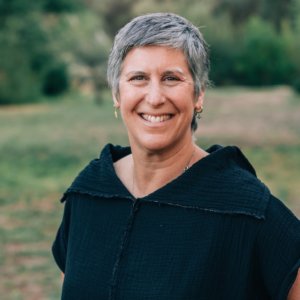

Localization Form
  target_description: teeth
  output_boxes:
[142,114,172,123]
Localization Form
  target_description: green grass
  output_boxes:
[0,94,129,299]
[1,87,299,299]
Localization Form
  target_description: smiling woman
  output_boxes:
[52,13,300,300]
[115,46,204,168]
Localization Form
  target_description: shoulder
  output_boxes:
[193,145,270,219]
[260,194,300,232]
[61,144,132,202]
[149,145,270,219]
[255,194,300,298]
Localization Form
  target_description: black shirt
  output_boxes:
[52,144,300,299]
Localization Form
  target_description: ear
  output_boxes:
[194,90,205,110]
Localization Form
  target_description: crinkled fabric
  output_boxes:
[52,144,300,300]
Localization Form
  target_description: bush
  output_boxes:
[206,15,300,91]
[205,16,242,85]
[292,78,300,93]
[43,0,83,13]
[42,64,69,96]
[0,61,41,105]
[0,16,42,104]
[281,17,300,93]
[235,17,294,86]
[0,13,71,105]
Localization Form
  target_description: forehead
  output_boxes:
[121,46,190,74]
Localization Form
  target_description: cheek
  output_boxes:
[171,91,195,112]
[119,98,136,116]
[118,84,140,104]
[118,94,137,120]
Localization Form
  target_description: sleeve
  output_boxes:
[255,195,300,300]
[52,198,72,273]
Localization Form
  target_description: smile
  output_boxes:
[140,113,173,123]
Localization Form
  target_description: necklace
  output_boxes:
[132,147,196,197]
[183,147,195,172]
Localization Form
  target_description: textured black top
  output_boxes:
[52,144,300,300]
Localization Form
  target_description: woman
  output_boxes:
[52,13,300,299]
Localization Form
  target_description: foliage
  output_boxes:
[285,15,300,92]
[213,0,296,31]
[204,13,299,89]
[0,0,41,21]
[46,11,111,102]
[235,17,294,86]
[0,0,83,16]
[0,14,49,104]
[0,0,78,105]
[213,0,260,25]
[1,0,300,105]
[97,0,136,38]
[43,0,84,13]
[42,64,69,96]
[204,15,241,85]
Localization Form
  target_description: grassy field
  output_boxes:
[1,86,300,299]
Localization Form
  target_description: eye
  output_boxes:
[129,75,146,81]
[163,75,181,86]
[164,75,179,81]
[128,74,149,86]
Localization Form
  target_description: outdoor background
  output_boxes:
[1,0,300,299]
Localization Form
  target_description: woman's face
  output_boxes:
[115,45,204,153]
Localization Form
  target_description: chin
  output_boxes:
[141,140,170,153]
[132,133,186,154]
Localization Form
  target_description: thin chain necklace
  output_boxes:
[132,147,196,197]
[183,147,196,172]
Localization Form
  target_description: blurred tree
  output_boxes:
[43,0,83,13]
[0,0,41,21]
[213,0,260,25]
[260,0,294,31]
[48,12,111,102]
[0,0,74,104]
[235,17,294,85]
[209,0,300,91]
[213,0,296,31]
[88,0,135,39]
[204,15,241,85]
[88,0,206,39]
[42,64,69,96]
[0,14,52,104]
[0,0,83,21]
[1,0,300,103]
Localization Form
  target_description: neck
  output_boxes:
[130,142,207,198]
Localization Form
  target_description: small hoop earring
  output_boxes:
[195,106,203,119]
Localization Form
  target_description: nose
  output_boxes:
[145,80,165,106]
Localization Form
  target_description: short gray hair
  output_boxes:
[107,12,210,131]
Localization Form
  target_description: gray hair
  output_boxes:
[107,12,210,131]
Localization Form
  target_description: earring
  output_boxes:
[195,106,203,119]
[113,102,119,119]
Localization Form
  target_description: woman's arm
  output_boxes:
[287,269,300,300]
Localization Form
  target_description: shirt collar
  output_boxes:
[62,144,270,220]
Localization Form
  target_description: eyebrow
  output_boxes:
[163,69,186,77]
[124,68,187,78]
[124,71,146,77]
